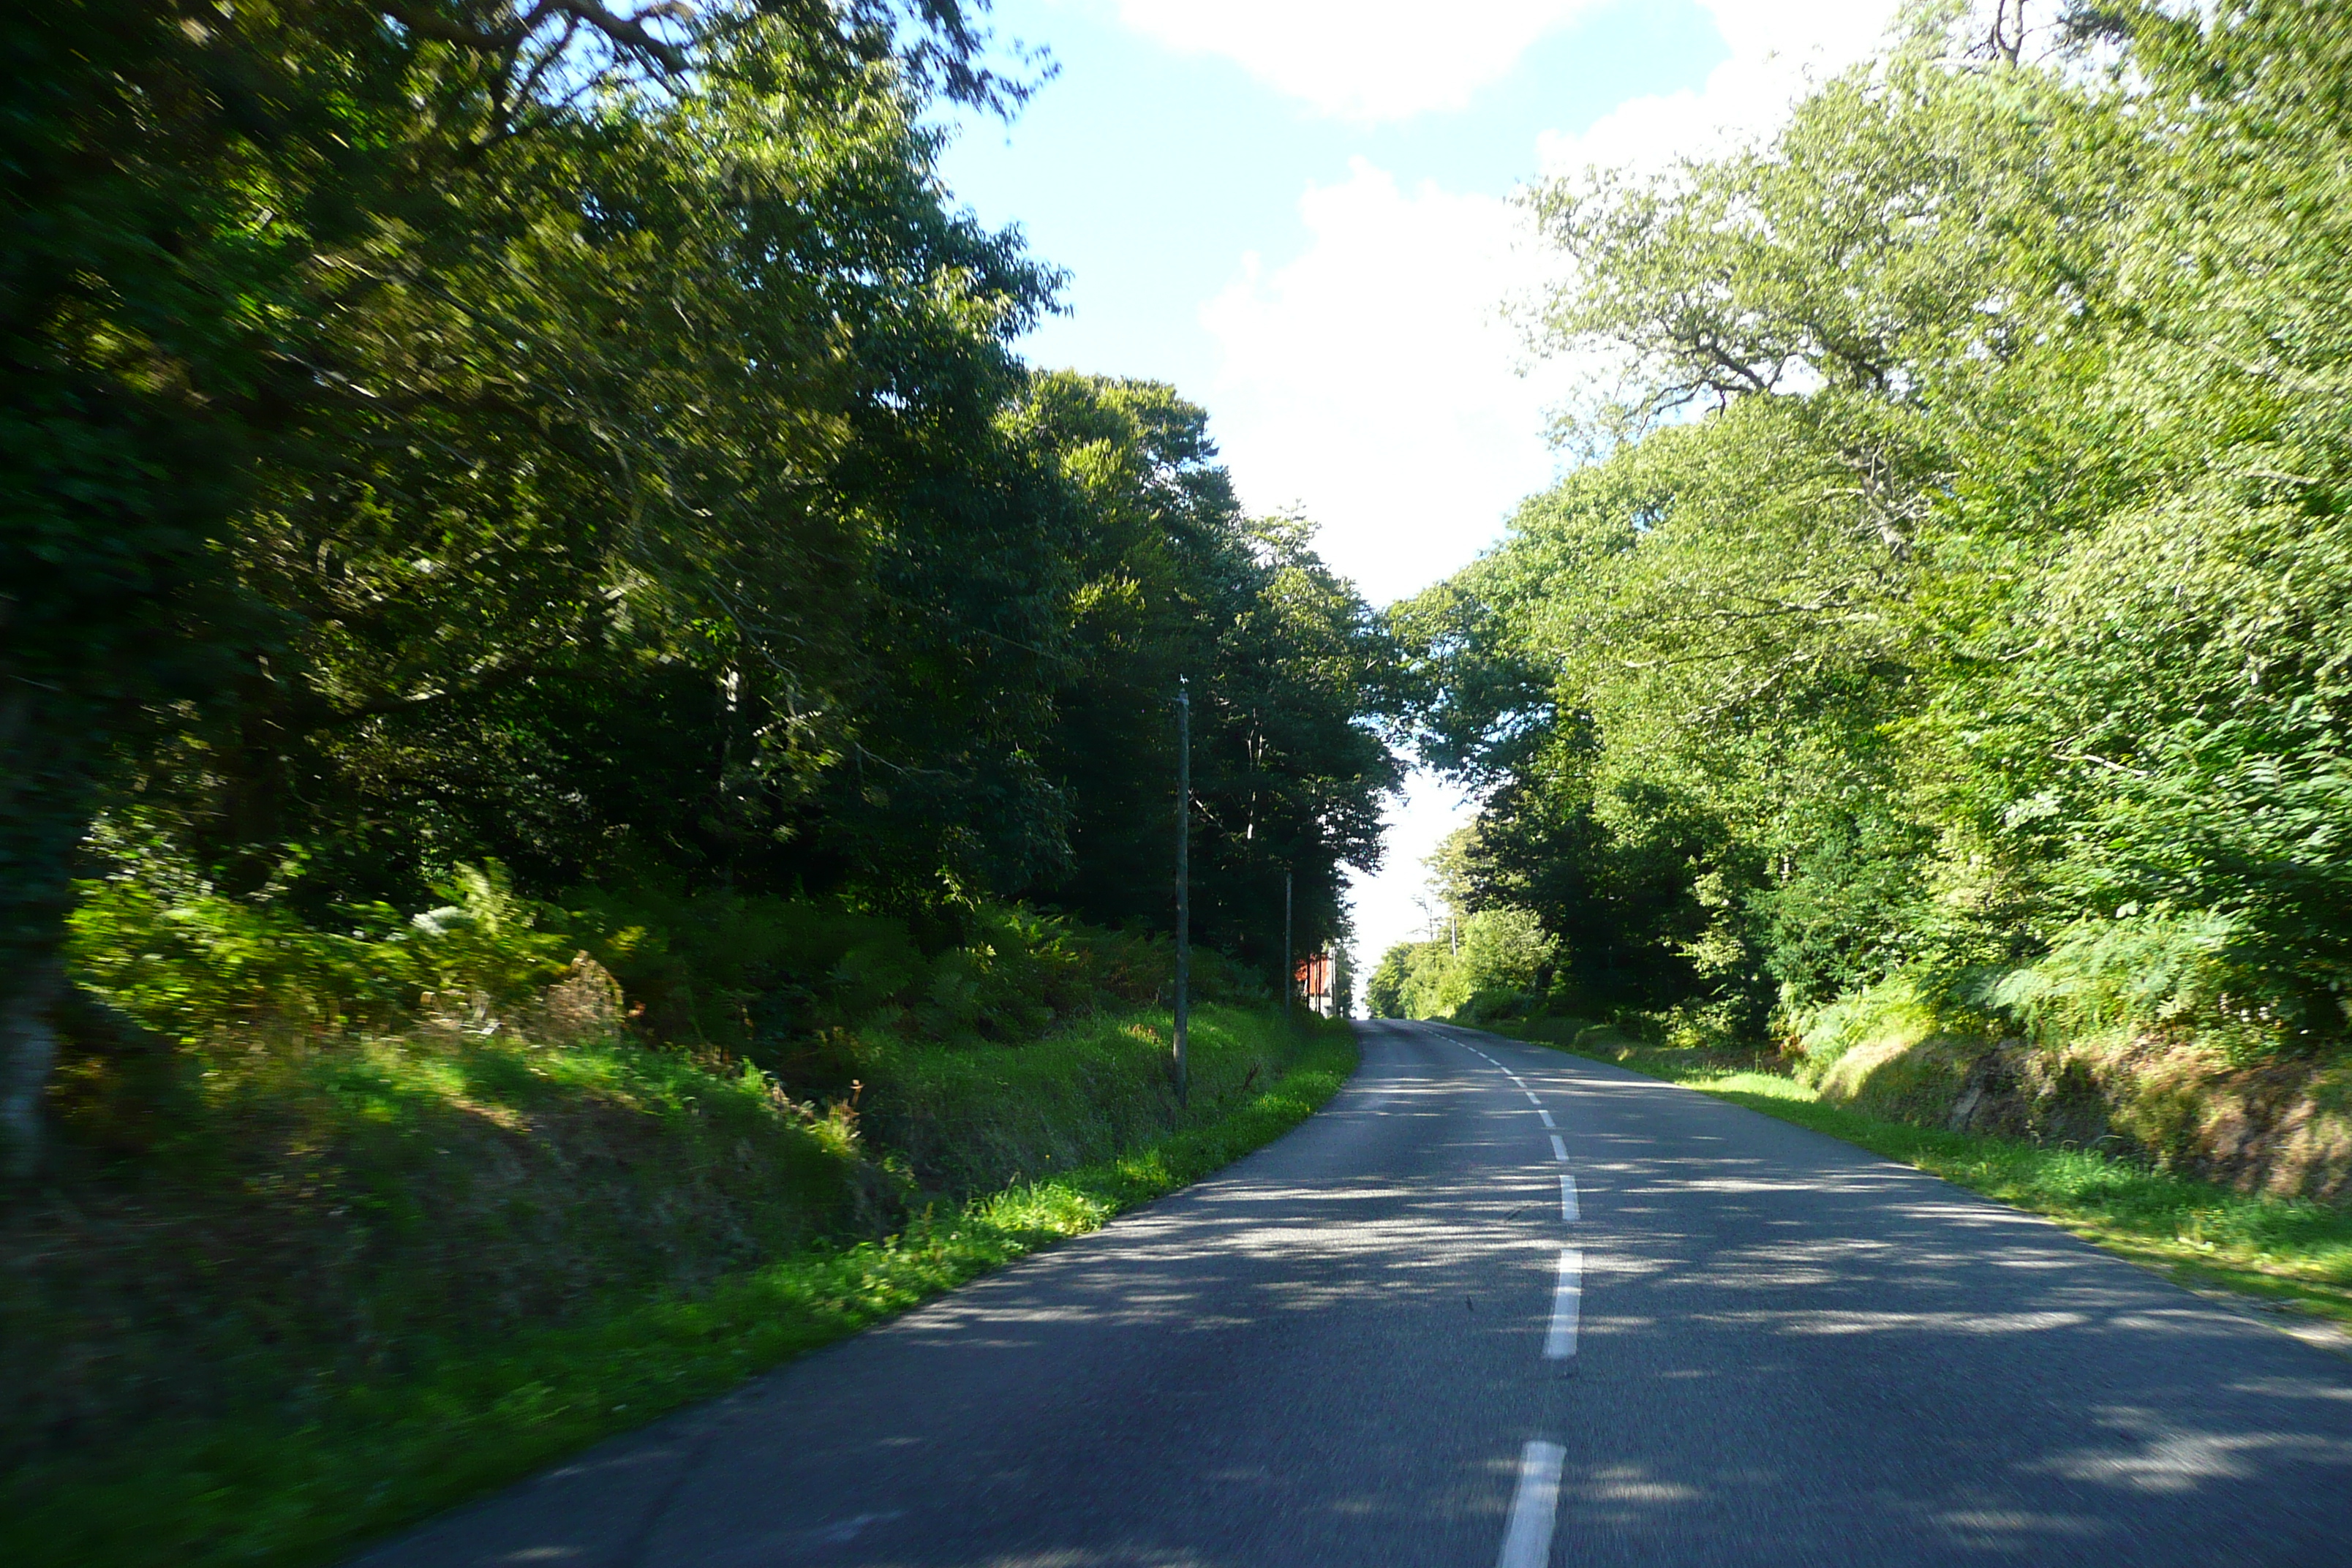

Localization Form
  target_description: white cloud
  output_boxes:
[1199,159,1577,606]
[1536,0,1902,178]
[1196,2,1909,613]
[1107,0,1605,121]
[1183,1,1908,976]
[1196,164,1580,987]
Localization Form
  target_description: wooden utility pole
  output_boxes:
[1282,868,1293,1021]
[1172,678,1190,1107]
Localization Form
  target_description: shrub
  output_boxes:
[1967,910,2278,1055]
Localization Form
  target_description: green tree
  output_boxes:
[1404,1,2352,1051]
[1,0,1039,1172]
[1014,374,1401,974]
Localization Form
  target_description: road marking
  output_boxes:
[1560,1173,1579,1224]
[1548,1134,1567,1161]
[802,1511,905,1546]
[1496,1440,1567,1568]
[1545,1248,1583,1360]
[1537,1109,1556,1128]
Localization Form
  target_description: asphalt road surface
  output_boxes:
[355,1019,2352,1567]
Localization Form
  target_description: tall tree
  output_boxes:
[1403,1,2352,1047]
[1015,373,1401,972]
[1,0,1036,1174]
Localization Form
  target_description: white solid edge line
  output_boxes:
[1496,1440,1567,1568]
[1548,1134,1568,1161]
[1560,1172,1579,1224]
[1545,1248,1583,1360]
[1537,1109,1556,1128]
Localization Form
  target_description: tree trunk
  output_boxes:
[0,684,98,1184]
[1,955,61,1180]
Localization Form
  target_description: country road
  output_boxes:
[354,1019,2352,1567]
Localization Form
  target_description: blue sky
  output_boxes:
[928,0,1899,984]
[940,1,1725,398]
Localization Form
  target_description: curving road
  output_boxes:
[355,1019,2352,1567]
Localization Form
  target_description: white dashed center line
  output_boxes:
[1496,1440,1566,1568]
[1545,1248,1583,1360]
[1449,1029,1580,1568]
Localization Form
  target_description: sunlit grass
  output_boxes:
[3,1014,1355,1568]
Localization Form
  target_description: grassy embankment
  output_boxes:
[3,1003,1355,1568]
[1481,1018,2352,1335]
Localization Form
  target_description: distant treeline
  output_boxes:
[1387,2,2352,1058]
[0,1,1397,1164]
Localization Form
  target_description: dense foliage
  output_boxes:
[1384,1,2352,1060]
[1,0,1396,1171]
[1362,905,1556,1023]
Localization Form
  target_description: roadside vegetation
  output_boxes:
[3,0,1398,1177]
[6,897,1354,1567]
[2,4,1384,1561]
[1493,1019,2352,1338]
[23,0,2352,1552]
[1376,3,2352,1235]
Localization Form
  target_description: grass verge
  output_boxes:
[4,1014,1356,1568]
[1482,1021,2352,1338]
